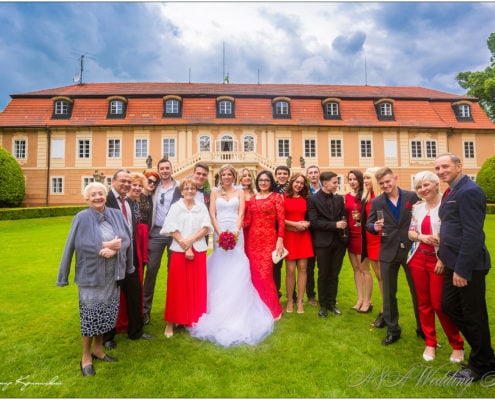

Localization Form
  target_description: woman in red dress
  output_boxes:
[283,173,314,314]
[244,170,284,320]
[345,170,373,313]
[361,167,384,327]
[160,177,213,338]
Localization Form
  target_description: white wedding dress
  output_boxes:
[188,195,274,347]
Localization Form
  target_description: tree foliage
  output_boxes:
[0,146,26,207]
[456,33,495,121]
[477,155,495,203]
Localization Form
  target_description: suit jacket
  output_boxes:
[437,175,491,280]
[366,188,418,263]
[307,190,348,248]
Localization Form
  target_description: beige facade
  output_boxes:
[0,82,494,206]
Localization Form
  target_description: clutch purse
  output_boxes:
[272,247,289,264]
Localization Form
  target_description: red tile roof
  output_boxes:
[0,82,493,129]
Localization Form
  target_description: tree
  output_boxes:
[0,146,26,207]
[456,33,495,121]
[476,155,495,203]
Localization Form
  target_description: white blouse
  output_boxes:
[160,199,213,252]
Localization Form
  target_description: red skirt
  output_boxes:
[164,249,207,327]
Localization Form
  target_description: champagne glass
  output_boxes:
[376,210,388,236]
[341,216,348,238]
[352,208,361,227]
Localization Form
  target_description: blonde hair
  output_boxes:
[362,167,382,203]
[238,167,255,195]
[83,182,108,200]
[413,170,440,191]
[217,164,237,196]
[180,176,197,192]
[131,172,146,186]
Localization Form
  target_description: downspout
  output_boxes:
[46,126,51,206]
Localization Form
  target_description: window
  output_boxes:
[82,177,94,192]
[220,135,234,152]
[360,140,372,158]
[163,98,182,117]
[78,139,91,159]
[51,177,63,194]
[374,100,395,121]
[162,138,176,158]
[278,139,290,157]
[199,135,210,152]
[108,139,121,158]
[464,141,475,159]
[135,139,148,158]
[14,139,26,159]
[323,101,341,120]
[453,103,472,121]
[52,98,73,119]
[330,139,342,158]
[243,135,255,152]
[217,100,234,118]
[304,139,316,158]
[273,98,291,119]
[107,98,127,119]
[411,140,437,159]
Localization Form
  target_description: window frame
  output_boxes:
[452,102,473,122]
[243,135,255,152]
[304,139,316,158]
[277,139,290,157]
[323,101,342,120]
[162,138,176,158]
[374,99,395,121]
[78,139,91,159]
[410,139,437,160]
[13,139,27,159]
[51,98,73,119]
[51,177,64,194]
[107,97,127,119]
[272,98,291,119]
[463,141,475,159]
[360,139,372,158]
[163,98,182,118]
[135,139,148,158]
[108,139,121,158]
[217,99,235,118]
[199,135,211,152]
[329,139,342,158]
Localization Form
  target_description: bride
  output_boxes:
[188,164,274,347]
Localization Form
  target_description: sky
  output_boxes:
[1,1,495,110]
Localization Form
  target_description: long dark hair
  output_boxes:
[255,170,276,192]
[348,169,364,202]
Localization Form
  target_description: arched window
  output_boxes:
[243,135,255,152]
[51,96,73,119]
[199,135,211,152]
[272,97,291,119]
[221,135,234,152]
[107,96,127,119]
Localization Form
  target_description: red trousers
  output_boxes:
[408,251,464,349]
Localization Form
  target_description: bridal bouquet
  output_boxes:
[217,231,238,251]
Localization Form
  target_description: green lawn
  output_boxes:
[1,215,494,398]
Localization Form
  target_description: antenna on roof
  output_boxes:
[258,68,260,85]
[73,54,85,85]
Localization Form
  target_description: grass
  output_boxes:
[0,215,494,398]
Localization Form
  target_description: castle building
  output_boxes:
[0,82,493,206]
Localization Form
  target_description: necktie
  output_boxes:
[442,187,451,202]
[119,196,128,220]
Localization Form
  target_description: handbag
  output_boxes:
[272,247,289,264]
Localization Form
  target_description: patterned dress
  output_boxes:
[244,192,284,319]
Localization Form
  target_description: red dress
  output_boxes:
[244,193,284,319]
[364,193,381,261]
[345,192,362,255]
[283,195,314,260]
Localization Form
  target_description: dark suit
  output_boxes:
[366,188,420,337]
[104,190,144,340]
[307,191,348,310]
[438,175,494,375]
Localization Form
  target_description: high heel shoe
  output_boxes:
[297,303,304,314]
[286,302,294,313]
[370,312,385,328]
[358,303,373,314]
[450,349,464,363]
[423,346,436,362]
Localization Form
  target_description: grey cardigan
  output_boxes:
[57,207,134,287]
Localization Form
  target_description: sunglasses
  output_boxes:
[148,179,158,185]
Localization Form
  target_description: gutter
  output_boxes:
[45,126,51,206]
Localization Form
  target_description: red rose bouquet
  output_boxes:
[217,231,238,251]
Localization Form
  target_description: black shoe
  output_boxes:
[371,313,385,328]
[447,367,481,382]
[358,304,373,314]
[140,332,154,340]
[80,361,96,376]
[382,334,400,346]
[329,306,342,316]
[91,352,118,362]
[318,307,328,318]
[143,312,150,325]
[103,340,117,350]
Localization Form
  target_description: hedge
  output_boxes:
[0,206,87,220]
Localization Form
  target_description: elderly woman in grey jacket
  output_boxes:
[57,182,133,377]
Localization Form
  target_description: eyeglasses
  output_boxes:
[258,179,271,183]
[148,179,158,185]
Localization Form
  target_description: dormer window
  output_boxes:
[51,96,73,119]
[374,99,395,121]
[163,95,182,117]
[452,101,473,122]
[272,97,291,119]
[107,96,127,119]
[216,96,235,118]
[322,98,342,120]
